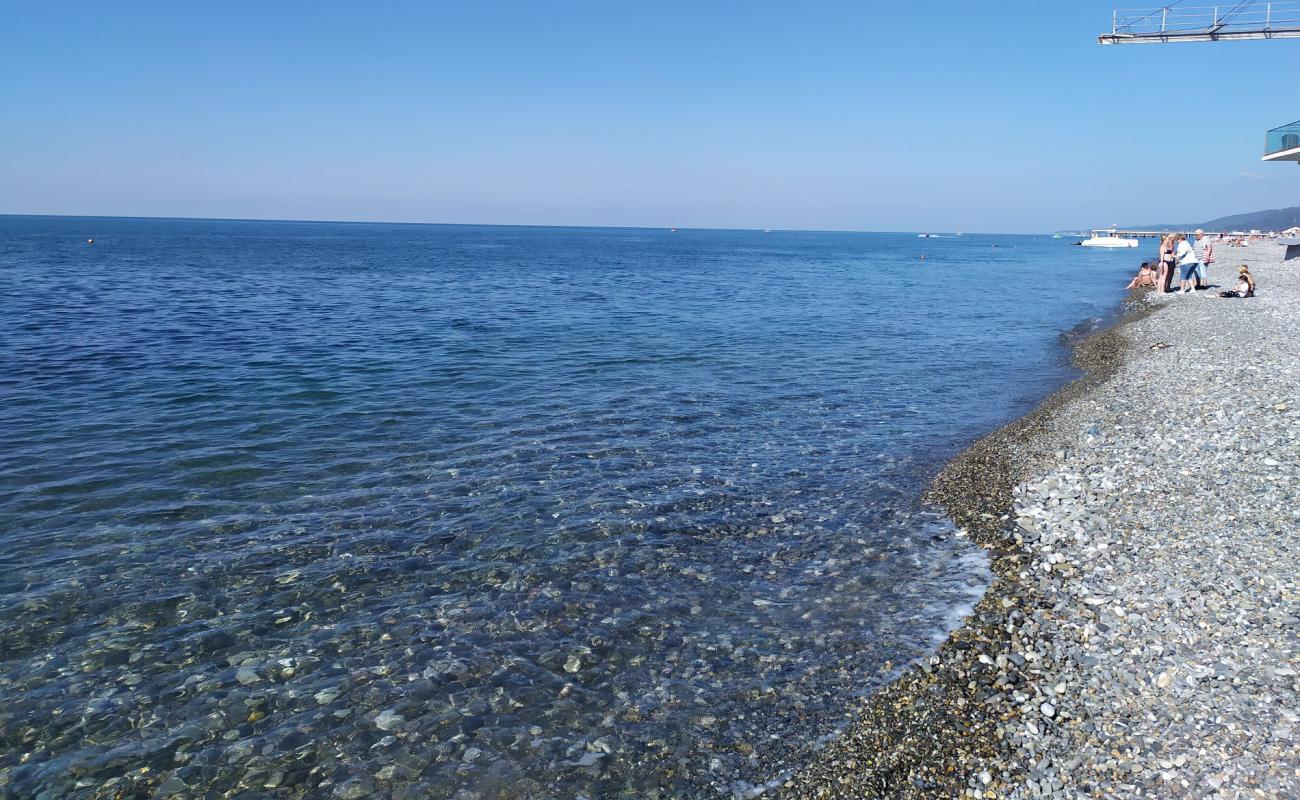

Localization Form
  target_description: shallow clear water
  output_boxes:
[0,218,1142,798]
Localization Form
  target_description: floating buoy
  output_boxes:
[87,238,94,244]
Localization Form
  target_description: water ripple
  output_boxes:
[0,217,1137,798]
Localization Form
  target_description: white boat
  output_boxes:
[918,233,933,238]
[1080,229,1139,248]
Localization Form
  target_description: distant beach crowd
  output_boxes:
[1124,230,1256,298]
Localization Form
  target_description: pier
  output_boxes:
[1095,229,1179,238]
[1099,2,1300,44]
[1087,229,1210,239]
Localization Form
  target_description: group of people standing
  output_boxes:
[1159,229,1213,294]
[1125,229,1256,298]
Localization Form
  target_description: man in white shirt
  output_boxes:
[1176,234,1201,294]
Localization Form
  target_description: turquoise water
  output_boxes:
[0,217,1145,798]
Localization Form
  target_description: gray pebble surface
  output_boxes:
[993,242,1299,799]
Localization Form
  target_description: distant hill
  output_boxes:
[1201,206,1300,231]
[1134,205,1300,232]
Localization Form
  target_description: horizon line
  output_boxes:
[0,211,1050,237]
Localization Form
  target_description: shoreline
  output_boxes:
[780,239,1298,798]
[775,287,1152,799]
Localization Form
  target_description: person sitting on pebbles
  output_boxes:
[1125,261,1157,289]
[1218,265,1255,298]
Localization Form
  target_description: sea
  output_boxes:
[0,216,1149,798]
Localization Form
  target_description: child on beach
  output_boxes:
[1218,265,1255,298]
[1125,261,1156,289]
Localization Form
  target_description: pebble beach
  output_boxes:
[1,229,1291,800]
[783,239,1298,799]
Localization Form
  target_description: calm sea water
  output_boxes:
[0,217,1144,798]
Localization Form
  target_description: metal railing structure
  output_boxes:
[1264,119,1300,159]
[1099,2,1300,42]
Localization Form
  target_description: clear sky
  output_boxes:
[2,1,1297,232]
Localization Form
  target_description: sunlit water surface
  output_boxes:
[0,218,1141,798]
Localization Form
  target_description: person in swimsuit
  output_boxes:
[1157,235,1176,294]
[1125,261,1157,289]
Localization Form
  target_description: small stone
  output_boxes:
[333,776,375,799]
[375,710,404,731]
[563,655,582,673]
[235,666,261,686]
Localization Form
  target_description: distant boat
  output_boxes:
[1052,233,1063,239]
[918,233,933,238]
[669,228,677,233]
[1080,229,1139,248]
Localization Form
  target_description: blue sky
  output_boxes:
[1,1,1297,231]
